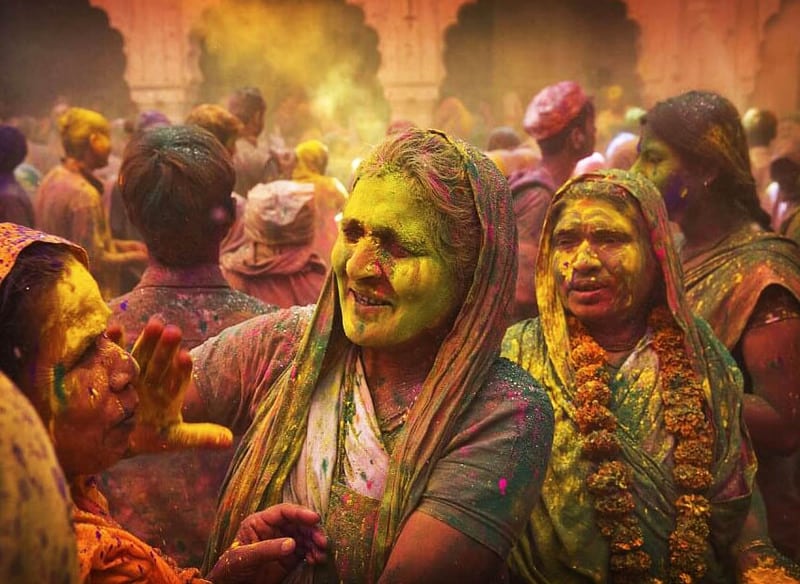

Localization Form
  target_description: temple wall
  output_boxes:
[90,0,800,125]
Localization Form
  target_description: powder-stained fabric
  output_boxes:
[502,170,756,583]
[0,371,78,584]
[100,263,273,568]
[71,477,207,584]
[35,162,120,298]
[195,134,555,582]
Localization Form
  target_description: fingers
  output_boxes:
[139,325,183,388]
[106,323,125,348]
[130,316,166,364]
[239,504,322,544]
[236,505,328,568]
[268,503,323,528]
[208,539,296,583]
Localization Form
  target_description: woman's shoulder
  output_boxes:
[479,356,554,422]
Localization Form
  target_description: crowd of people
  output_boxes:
[1,78,800,584]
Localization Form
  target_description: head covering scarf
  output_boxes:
[243,180,316,247]
[535,170,705,384]
[0,222,88,284]
[292,139,329,182]
[503,170,754,582]
[206,130,518,579]
[642,90,770,229]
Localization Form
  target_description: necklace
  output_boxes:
[377,386,421,435]
[569,305,713,583]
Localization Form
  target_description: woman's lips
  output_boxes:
[351,289,390,306]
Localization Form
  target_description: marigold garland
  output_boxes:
[569,305,714,584]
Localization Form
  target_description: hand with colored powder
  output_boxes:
[206,503,328,583]
[127,317,233,454]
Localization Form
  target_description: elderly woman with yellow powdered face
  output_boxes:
[502,170,798,583]
[189,127,555,583]
[0,223,329,583]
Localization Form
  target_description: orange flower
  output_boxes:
[568,307,713,583]
[583,430,621,460]
[576,402,617,433]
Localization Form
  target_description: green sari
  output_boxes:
[502,170,757,583]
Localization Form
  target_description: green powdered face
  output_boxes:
[332,173,460,355]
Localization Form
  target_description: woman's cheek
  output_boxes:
[661,172,690,215]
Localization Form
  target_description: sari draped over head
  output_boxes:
[205,131,519,581]
[502,170,756,583]
[292,139,348,267]
[0,222,88,428]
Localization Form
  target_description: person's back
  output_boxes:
[292,138,347,265]
[226,86,284,196]
[100,124,274,567]
[220,179,328,307]
[35,107,147,299]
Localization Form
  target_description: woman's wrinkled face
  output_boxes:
[34,256,139,478]
[551,197,659,331]
[332,174,462,353]
[631,128,694,221]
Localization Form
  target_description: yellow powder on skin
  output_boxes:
[39,256,110,375]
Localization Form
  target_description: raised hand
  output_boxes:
[127,316,233,454]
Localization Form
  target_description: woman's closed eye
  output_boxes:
[67,333,105,371]
[341,221,364,243]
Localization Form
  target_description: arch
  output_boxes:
[440,0,642,149]
[0,0,133,119]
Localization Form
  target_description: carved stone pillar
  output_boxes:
[89,0,221,121]
[624,0,782,111]
[348,0,470,126]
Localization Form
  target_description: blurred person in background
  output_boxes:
[36,107,147,299]
[0,124,35,226]
[742,107,778,214]
[508,80,596,323]
[101,124,273,568]
[633,90,800,561]
[221,179,327,308]
[292,138,347,265]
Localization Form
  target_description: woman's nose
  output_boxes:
[346,238,382,280]
[105,341,140,394]
[572,241,600,269]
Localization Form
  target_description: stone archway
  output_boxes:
[90,0,221,122]
[439,0,641,148]
[89,0,800,130]
[0,0,133,118]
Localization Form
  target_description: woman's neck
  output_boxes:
[584,315,648,366]
[360,345,434,421]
